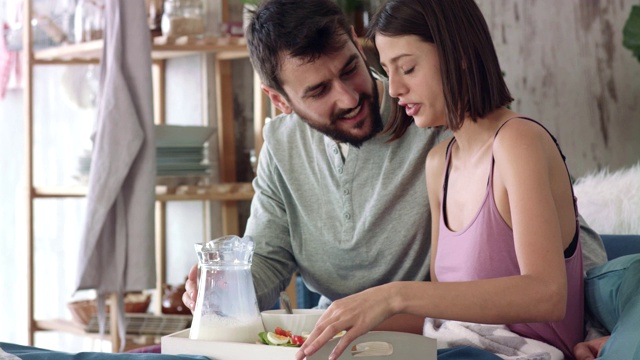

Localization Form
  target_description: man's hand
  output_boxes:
[573,336,610,360]
[181,264,199,313]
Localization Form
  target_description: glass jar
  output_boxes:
[73,0,105,43]
[161,0,205,37]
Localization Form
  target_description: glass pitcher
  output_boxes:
[189,235,265,342]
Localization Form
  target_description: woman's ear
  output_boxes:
[261,84,293,114]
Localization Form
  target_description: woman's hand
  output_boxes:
[181,264,199,313]
[295,284,397,360]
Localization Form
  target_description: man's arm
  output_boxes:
[245,140,298,310]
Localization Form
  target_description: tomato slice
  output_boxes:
[275,326,292,337]
[290,335,305,345]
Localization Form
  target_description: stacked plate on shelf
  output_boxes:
[76,125,216,185]
[156,125,216,178]
[76,149,92,181]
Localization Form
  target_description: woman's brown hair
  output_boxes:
[367,0,513,139]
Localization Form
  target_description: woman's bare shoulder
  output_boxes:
[426,139,450,176]
[492,118,560,185]
[493,118,552,151]
[493,119,558,162]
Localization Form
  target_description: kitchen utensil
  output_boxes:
[279,291,293,314]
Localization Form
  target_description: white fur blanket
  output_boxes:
[573,162,640,235]
[423,318,564,360]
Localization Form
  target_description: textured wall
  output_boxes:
[477,0,640,177]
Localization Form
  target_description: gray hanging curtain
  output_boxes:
[76,0,156,349]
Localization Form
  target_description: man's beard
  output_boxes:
[299,77,384,148]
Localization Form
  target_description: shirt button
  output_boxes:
[333,147,339,154]
[343,189,350,195]
[344,213,351,220]
[337,167,343,174]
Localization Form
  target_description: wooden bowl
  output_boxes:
[67,293,151,325]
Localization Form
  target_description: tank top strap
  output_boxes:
[442,137,457,196]
[485,117,519,186]
[489,117,518,183]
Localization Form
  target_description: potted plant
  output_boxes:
[241,0,261,34]
[623,5,640,62]
[336,0,368,36]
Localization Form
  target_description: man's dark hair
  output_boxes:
[367,0,513,139]
[245,0,354,98]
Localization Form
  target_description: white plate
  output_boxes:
[155,125,217,148]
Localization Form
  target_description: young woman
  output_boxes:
[296,1,584,359]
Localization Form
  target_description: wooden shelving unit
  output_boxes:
[23,0,270,352]
[33,183,255,201]
[33,35,250,64]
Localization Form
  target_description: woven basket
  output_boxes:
[67,293,151,325]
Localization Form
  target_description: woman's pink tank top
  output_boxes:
[434,117,584,359]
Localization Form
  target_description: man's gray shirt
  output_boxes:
[245,79,607,310]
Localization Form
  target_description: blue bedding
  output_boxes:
[0,342,500,360]
[0,343,208,360]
